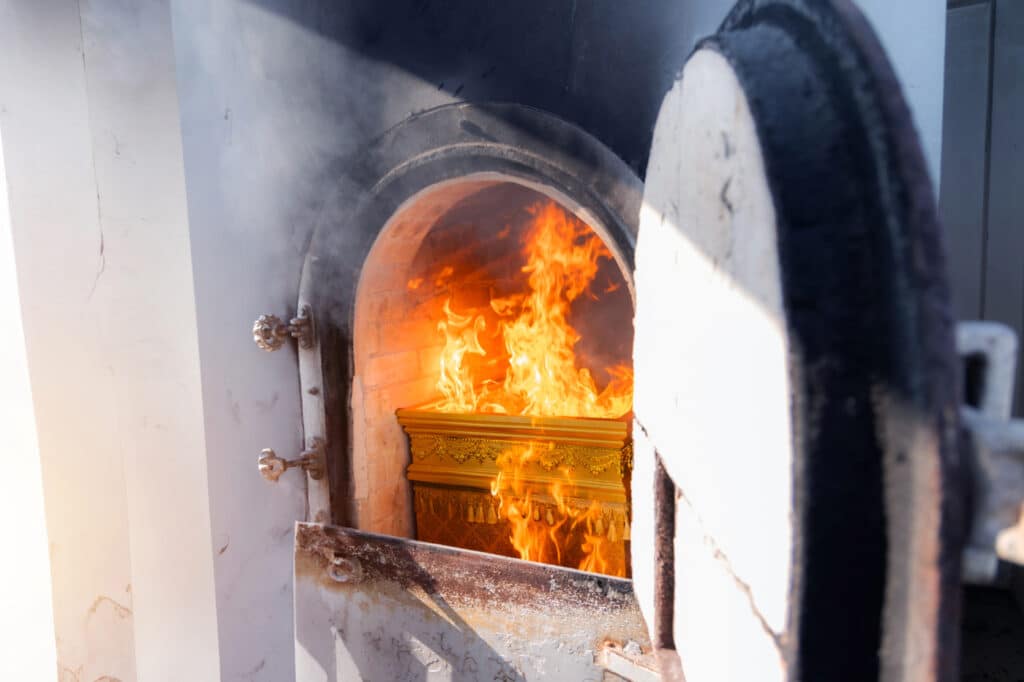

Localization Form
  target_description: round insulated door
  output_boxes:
[630,2,965,681]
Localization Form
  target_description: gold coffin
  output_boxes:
[397,408,632,573]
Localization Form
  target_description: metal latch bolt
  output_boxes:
[252,305,315,351]
[258,437,326,482]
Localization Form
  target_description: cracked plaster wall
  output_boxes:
[0,0,219,680]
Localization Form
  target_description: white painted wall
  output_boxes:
[1,1,442,679]
[0,3,139,678]
[0,1,221,679]
[0,127,59,682]
[169,3,342,679]
[78,1,223,679]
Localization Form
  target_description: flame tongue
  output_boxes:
[432,201,632,418]
[489,443,622,577]
[434,300,487,413]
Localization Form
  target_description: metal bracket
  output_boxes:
[958,322,1024,585]
[252,305,315,351]
[258,437,326,482]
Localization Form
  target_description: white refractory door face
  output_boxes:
[633,46,793,682]
[632,1,964,682]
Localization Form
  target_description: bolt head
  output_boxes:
[253,314,285,351]
[258,449,286,482]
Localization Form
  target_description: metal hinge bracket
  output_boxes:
[252,305,315,351]
[258,437,326,482]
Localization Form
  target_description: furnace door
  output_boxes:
[630,2,963,682]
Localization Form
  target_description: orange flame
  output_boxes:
[434,300,487,413]
[421,200,632,577]
[489,443,624,577]
[431,200,633,418]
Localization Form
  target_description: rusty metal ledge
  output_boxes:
[294,522,653,681]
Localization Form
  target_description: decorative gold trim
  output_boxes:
[396,407,629,448]
[412,485,629,528]
[407,433,623,476]
[410,484,632,562]
[398,408,634,573]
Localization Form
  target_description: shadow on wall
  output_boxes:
[239,0,717,175]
